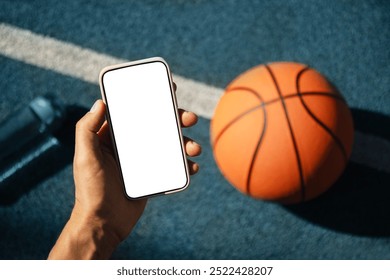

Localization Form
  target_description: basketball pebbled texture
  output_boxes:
[210,62,354,204]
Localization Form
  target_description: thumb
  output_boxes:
[75,100,106,157]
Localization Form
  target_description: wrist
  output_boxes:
[48,208,121,260]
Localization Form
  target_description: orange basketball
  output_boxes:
[210,62,354,204]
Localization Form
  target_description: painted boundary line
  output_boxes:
[0,23,222,119]
[0,23,388,173]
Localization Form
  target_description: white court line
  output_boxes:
[0,23,223,119]
[0,23,389,173]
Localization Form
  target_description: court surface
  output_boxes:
[0,0,389,259]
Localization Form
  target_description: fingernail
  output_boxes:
[191,141,199,148]
[90,100,99,112]
[193,163,200,173]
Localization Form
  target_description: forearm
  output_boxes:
[48,210,120,260]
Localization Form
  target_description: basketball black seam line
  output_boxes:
[211,87,267,196]
[213,87,346,149]
[212,104,263,147]
[212,87,264,148]
[245,104,267,195]
[227,86,346,103]
[264,64,306,202]
[296,67,348,163]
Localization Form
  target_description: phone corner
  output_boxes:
[183,174,191,191]
[152,56,167,64]
[98,66,111,86]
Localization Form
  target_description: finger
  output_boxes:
[173,82,177,92]
[184,136,202,157]
[187,159,200,175]
[178,109,198,128]
[75,100,106,156]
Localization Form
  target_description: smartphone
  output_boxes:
[99,57,190,199]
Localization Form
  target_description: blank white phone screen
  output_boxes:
[102,61,188,198]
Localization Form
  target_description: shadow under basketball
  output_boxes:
[285,108,390,237]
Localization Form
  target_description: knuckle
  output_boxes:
[75,118,86,131]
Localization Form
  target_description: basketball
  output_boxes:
[210,62,354,204]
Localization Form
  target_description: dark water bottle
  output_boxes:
[0,96,65,162]
[0,96,86,205]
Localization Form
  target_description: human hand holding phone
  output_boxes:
[48,95,201,259]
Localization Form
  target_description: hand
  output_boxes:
[48,97,201,259]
